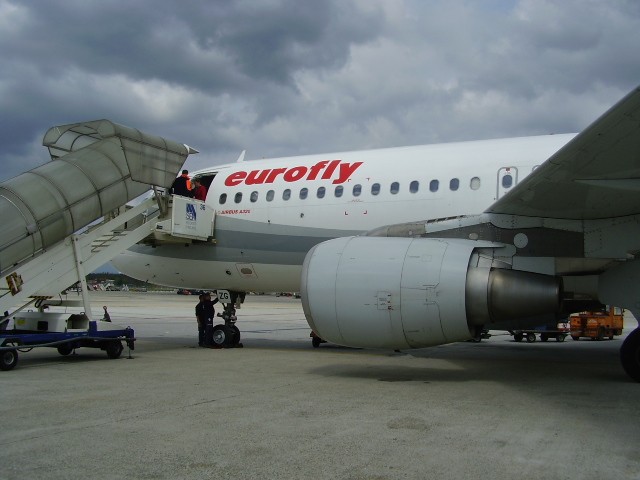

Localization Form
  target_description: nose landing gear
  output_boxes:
[211,290,244,348]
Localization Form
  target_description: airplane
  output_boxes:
[112,85,640,382]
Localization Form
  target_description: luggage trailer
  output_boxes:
[0,312,135,371]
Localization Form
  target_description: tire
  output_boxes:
[312,336,321,348]
[105,341,123,359]
[230,325,241,346]
[526,333,536,343]
[212,324,232,347]
[620,328,640,382]
[557,334,566,343]
[597,328,605,341]
[0,349,18,371]
[571,335,580,341]
[57,344,74,356]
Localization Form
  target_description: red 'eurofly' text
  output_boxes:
[224,160,363,187]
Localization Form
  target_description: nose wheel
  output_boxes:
[211,324,242,348]
[209,290,245,348]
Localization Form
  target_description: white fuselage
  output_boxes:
[112,134,575,291]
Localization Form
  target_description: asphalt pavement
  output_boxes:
[1,292,638,480]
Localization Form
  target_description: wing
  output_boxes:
[486,85,640,220]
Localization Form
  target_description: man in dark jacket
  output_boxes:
[194,294,205,347]
[170,170,193,197]
[201,292,219,347]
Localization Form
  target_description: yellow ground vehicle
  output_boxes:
[569,306,624,341]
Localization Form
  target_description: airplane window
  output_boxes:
[430,180,439,192]
[283,189,291,200]
[335,185,343,197]
[470,177,481,190]
[502,174,513,188]
[353,184,362,196]
[410,181,419,193]
[234,192,242,203]
[219,193,227,205]
[450,178,459,191]
[371,183,380,195]
[250,191,258,203]
[390,182,399,194]
[266,190,275,201]
[317,186,326,199]
[300,188,308,200]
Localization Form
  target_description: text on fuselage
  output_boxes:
[224,160,363,186]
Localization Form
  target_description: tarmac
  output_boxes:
[1,292,639,480]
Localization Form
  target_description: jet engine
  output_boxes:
[301,236,562,349]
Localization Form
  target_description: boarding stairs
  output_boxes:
[0,119,196,324]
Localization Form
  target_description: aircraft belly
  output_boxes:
[112,218,340,291]
[113,249,302,292]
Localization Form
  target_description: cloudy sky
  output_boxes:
[1,0,639,182]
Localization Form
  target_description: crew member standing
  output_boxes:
[170,169,193,197]
[202,292,219,347]
[195,294,205,347]
[192,178,207,201]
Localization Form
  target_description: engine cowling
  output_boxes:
[301,236,561,349]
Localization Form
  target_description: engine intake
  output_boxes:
[301,236,561,349]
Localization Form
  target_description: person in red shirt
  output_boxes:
[193,178,207,201]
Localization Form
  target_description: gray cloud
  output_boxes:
[1,0,639,181]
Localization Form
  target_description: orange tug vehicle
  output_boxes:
[569,306,624,341]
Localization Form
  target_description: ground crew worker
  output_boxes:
[201,292,219,347]
[170,169,193,197]
[195,294,205,347]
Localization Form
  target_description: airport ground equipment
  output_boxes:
[569,306,624,341]
[0,315,135,371]
[0,120,195,368]
[509,323,569,343]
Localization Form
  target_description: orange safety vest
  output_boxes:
[182,174,192,191]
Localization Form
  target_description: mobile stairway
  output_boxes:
[0,119,196,369]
